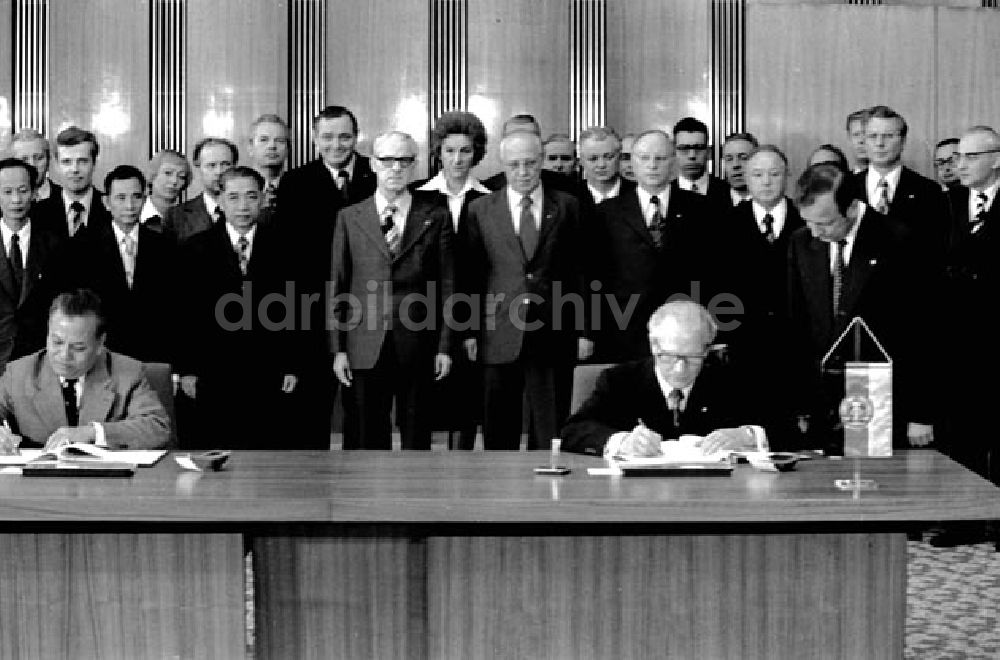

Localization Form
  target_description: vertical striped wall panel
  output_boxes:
[710,0,745,170]
[569,0,605,138]
[12,0,48,134]
[289,0,325,168]
[428,0,467,173]
[0,0,12,144]
[150,0,185,156]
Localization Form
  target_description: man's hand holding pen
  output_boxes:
[618,419,664,457]
[0,419,22,456]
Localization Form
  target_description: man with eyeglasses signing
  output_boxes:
[560,300,780,457]
[330,132,455,450]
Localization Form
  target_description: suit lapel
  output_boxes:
[79,354,115,424]
[357,198,390,259]
[621,191,655,246]
[532,192,560,259]
[32,356,71,427]
[804,235,833,323]
[395,198,434,261]
[839,212,881,316]
[492,189,526,266]
[0,236,17,304]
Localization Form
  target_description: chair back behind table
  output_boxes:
[570,363,614,415]
[143,362,177,447]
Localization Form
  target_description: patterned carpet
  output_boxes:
[907,536,1000,659]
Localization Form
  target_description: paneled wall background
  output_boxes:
[1,0,999,195]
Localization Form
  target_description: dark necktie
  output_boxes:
[382,204,400,256]
[62,378,79,427]
[762,213,775,244]
[518,195,538,259]
[690,182,700,194]
[69,201,85,236]
[972,192,988,233]
[667,388,684,429]
[337,170,350,199]
[236,236,249,275]
[832,239,848,317]
[649,194,665,248]
[9,234,24,297]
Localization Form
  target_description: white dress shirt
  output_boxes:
[866,165,902,208]
[62,187,96,233]
[417,172,489,229]
[752,198,787,238]
[635,186,671,226]
[374,189,412,228]
[587,177,622,205]
[1,220,31,268]
[828,203,865,273]
[968,179,999,220]
[677,173,710,194]
[203,192,222,221]
[225,223,257,261]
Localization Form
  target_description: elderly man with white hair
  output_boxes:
[560,300,781,457]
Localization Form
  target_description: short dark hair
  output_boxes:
[845,108,871,131]
[313,105,358,135]
[55,126,99,160]
[430,111,488,166]
[672,117,709,142]
[795,162,858,215]
[0,157,39,190]
[49,288,107,337]
[219,165,264,192]
[502,114,540,137]
[809,143,850,172]
[104,164,146,193]
[192,137,238,166]
[723,132,759,149]
[935,137,960,150]
[866,105,908,138]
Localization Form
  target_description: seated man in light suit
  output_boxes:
[560,300,784,458]
[0,288,170,452]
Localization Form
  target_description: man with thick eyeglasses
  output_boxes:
[560,300,782,458]
[330,131,455,450]
[850,105,948,252]
[933,138,961,191]
[938,127,1000,544]
[669,116,733,217]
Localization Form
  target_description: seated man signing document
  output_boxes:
[0,289,170,453]
[561,300,780,458]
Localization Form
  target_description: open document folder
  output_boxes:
[0,443,167,467]
[610,435,735,476]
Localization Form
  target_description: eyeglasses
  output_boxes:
[957,149,1000,161]
[865,132,901,142]
[619,154,631,162]
[652,351,708,367]
[374,156,416,168]
[546,155,575,162]
[676,144,708,153]
[934,156,957,167]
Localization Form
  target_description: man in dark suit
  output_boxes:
[34,126,111,239]
[0,288,170,452]
[178,167,300,449]
[721,132,758,206]
[164,137,237,243]
[934,138,961,192]
[330,131,455,450]
[846,108,871,174]
[670,117,732,219]
[942,126,1000,488]
[787,163,934,451]
[464,131,585,450]
[575,125,635,215]
[0,159,63,370]
[851,105,949,251]
[248,114,291,210]
[276,105,376,446]
[585,129,712,363]
[70,165,177,366]
[724,146,804,419]
[561,301,783,457]
[8,128,61,202]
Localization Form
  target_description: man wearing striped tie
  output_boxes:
[787,162,935,453]
[330,131,455,450]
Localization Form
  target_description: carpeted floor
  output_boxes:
[907,537,1000,659]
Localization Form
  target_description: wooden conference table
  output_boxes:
[1,450,999,660]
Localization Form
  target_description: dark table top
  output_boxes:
[1,450,998,524]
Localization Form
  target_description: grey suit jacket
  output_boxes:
[329,193,455,369]
[0,350,170,449]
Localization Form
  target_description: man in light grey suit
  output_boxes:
[330,131,455,450]
[0,289,170,452]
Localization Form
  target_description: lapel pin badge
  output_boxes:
[869,258,878,265]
